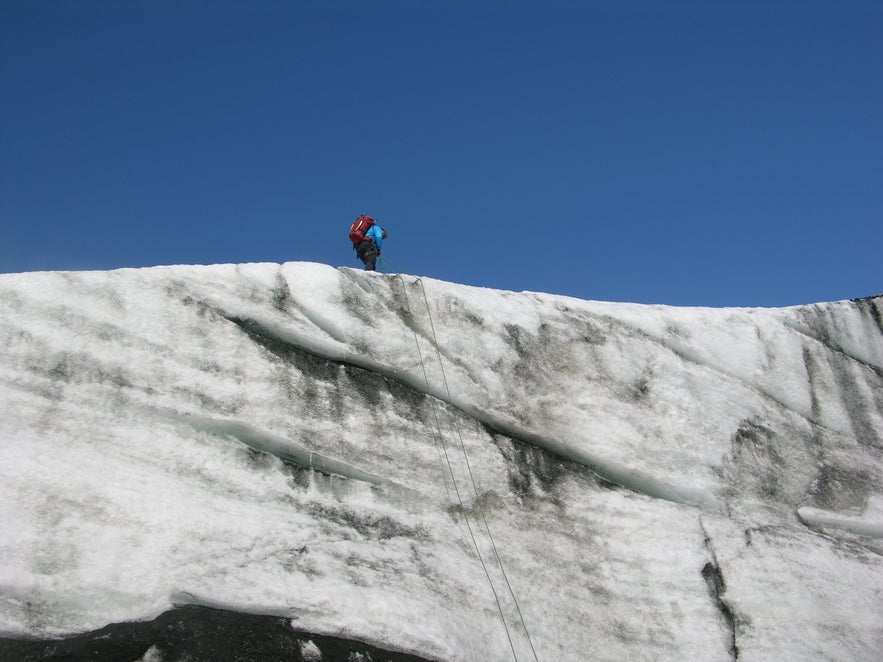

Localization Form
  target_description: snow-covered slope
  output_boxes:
[0,263,880,661]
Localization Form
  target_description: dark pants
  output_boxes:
[356,239,379,271]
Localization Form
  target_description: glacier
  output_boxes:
[0,262,881,661]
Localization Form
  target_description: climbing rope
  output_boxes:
[414,277,540,662]
[381,256,539,662]
[390,271,520,661]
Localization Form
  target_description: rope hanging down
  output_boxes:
[390,272,519,661]
[381,256,539,662]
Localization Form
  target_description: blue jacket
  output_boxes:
[365,224,383,252]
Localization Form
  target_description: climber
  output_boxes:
[349,215,388,271]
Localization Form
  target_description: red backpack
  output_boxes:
[348,215,375,245]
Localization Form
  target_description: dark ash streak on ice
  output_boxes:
[220,309,724,513]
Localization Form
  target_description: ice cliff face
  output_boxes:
[0,263,881,661]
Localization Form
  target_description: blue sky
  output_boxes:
[2,0,880,307]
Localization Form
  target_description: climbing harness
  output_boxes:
[381,256,539,662]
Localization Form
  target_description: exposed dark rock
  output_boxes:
[0,604,437,662]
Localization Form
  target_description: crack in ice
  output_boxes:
[178,412,401,489]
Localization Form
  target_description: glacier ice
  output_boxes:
[0,262,880,661]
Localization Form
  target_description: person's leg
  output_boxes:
[359,241,379,271]
[356,241,371,270]
[364,247,378,271]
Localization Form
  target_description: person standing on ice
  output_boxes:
[349,215,388,271]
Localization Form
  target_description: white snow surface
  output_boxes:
[0,262,881,661]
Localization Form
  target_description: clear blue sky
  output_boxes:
[2,0,880,307]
